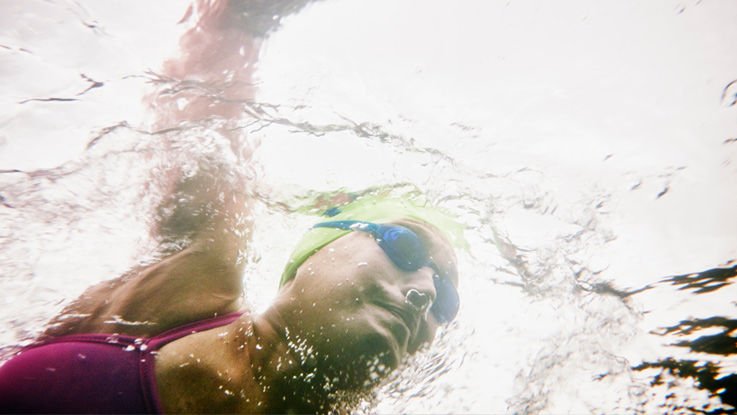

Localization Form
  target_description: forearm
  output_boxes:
[149,0,316,127]
[156,160,253,261]
[150,0,260,128]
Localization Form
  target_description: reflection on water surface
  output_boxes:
[1,0,736,413]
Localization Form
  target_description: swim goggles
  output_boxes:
[312,220,460,323]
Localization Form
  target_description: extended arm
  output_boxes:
[44,162,252,337]
[44,0,260,337]
[44,0,317,338]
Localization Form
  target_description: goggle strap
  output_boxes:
[314,221,385,240]
[313,220,376,233]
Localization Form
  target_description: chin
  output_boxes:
[319,329,401,392]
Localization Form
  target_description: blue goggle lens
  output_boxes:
[313,220,459,323]
[376,225,428,271]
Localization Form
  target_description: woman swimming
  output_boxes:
[0,195,460,413]
[0,1,461,413]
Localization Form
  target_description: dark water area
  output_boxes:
[629,263,737,413]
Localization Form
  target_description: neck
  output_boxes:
[242,307,341,414]
[156,311,349,413]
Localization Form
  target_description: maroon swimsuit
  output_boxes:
[0,312,242,414]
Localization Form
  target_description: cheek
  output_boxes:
[293,265,387,330]
[290,266,368,321]
[301,250,387,296]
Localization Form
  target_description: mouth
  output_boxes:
[375,300,417,349]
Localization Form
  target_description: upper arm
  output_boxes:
[45,241,245,338]
[113,242,245,333]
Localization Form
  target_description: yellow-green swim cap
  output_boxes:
[279,195,465,287]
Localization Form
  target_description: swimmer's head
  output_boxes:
[279,195,465,288]
[271,195,464,392]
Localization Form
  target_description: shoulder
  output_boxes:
[154,317,258,413]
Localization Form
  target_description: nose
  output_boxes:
[405,288,430,312]
[402,266,437,314]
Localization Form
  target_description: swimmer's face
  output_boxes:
[273,219,458,389]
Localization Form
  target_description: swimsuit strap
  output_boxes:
[146,311,244,350]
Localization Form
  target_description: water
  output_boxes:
[2,0,736,413]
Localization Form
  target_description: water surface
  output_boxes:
[1,0,736,413]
